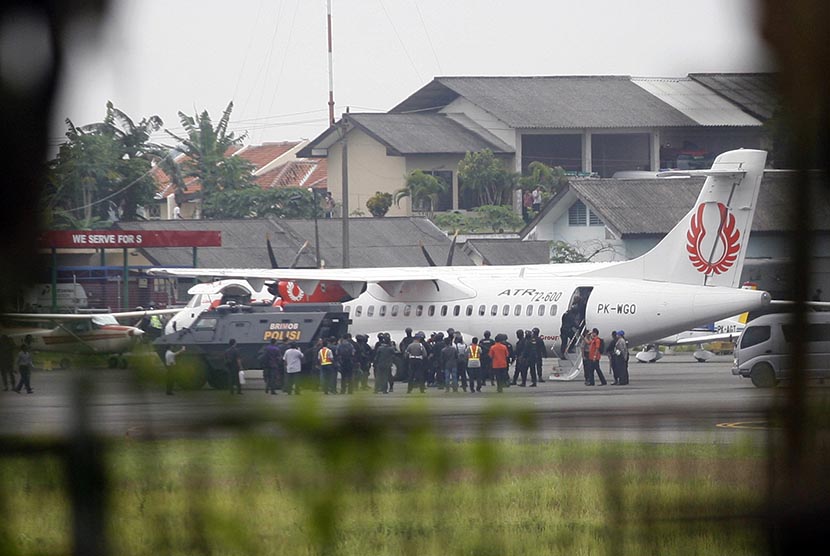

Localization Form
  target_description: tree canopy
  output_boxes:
[457,149,514,206]
[395,170,448,216]
[44,102,163,229]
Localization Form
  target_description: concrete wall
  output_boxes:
[327,128,408,217]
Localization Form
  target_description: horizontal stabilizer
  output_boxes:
[657,169,746,179]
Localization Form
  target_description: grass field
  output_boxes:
[0,407,770,556]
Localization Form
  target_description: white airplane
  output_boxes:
[0,308,180,368]
[164,279,275,335]
[634,312,748,363]
[148,149,772,380]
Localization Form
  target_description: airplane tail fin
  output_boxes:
[588,149,767,287]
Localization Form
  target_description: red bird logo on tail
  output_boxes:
[686,202,741,275]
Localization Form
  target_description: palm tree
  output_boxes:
[457,149,513,206]
[164,101,254,213]
[394,170,448,217]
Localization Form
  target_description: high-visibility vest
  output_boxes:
[149,315,163,329]
[319,347,333,365]
[469,344,481,361]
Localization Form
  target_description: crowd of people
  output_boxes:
[206,325,631,396]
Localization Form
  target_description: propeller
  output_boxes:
[289,241,309,269]
[420,230,459,267]
[266,233,279,269]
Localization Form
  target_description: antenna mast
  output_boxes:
[326,0,335,126]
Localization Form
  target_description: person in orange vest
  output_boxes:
[587,327,608,386]
[318,338,337,394]
[489,333,510,393]
[465,337,482,393]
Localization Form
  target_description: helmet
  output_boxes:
[617,330,625,336]
[405,327,412,334]
[415,331,425,339]
[483,330,491,337]
[532,327,540,334]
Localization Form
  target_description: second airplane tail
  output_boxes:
[587,148,767,288]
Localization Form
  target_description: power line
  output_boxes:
[377,0,422,83]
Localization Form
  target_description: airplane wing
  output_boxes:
[674,331,741,345]
[147,267,475,299]
[2,308,181,321]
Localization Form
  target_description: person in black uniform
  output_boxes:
[607,330,619,384]
[531,327,547,383]
[399,327,414,383]
[355,334,372,390]
[478,330,495,389]
[522,330,538,386]
[0,334,15,391]
[511,329,527,386]
[373,334,395,394]
[224,339,243,395]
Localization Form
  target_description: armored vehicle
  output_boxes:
[155,302,349,389]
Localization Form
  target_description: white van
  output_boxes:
[732,312,830,387]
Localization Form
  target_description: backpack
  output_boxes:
[599,338,606,354]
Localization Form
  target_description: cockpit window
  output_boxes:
[186,294,203,308]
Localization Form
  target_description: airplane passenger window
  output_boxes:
[490,305,498,316]
[344,305,351,313]
[355,306,362,317]
[428,305,435,317]
[367,306,374,317]
[453,305,461,317]
[514,305,521,316]
[391,305,399,317]
[478,305,486,316]
[403,305,411,317]
[466,305,473,316]
[379,305,387,317]
[549,305,557,316]
[502,304,510,316]
[440,305,448,317]
[537,305,545,316]
[416,305,423,317]
[526,305,534,316]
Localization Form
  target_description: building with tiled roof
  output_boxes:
[149,140,328,220]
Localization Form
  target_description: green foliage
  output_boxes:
[201,187,318,219]
[395,170,448,216]
[550,240,589,263]
[365,191,393,217]
[165,101,254,215]
[432,205,525,233]
[44,102,164,227]
[472,205,525,232]
[1,426,767,556]
[517,161,568,194]
[457,149,514,206]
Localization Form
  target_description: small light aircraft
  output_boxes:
[634,313,748,363]
[0,308,180,368]
[149,149,772,380]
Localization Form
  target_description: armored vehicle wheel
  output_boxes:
[207,368,229,390]
[175,355,208,390]
[750,363,777,388]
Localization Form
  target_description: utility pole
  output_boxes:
[326,0,335,126]
[340,112,350,268]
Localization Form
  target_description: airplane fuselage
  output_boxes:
[344,275,770,352]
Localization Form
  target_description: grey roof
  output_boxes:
[117,217,474,269]
[348,113,513,154]
[631,78,762,126]
[688,73,779,120]
[562,174,829,237]
[393,76,699,129]
[464,239,550,265]
[298,113,513,157]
